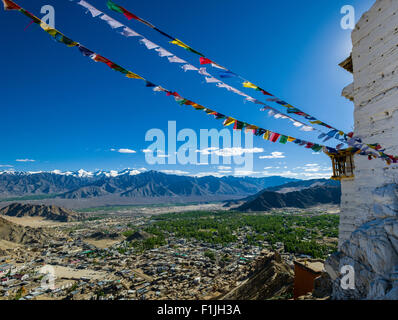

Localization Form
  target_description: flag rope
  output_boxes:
[70,0,327,140]
[104,0,396,158]
[2,0,397,164]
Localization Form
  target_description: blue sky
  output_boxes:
[0,0,374,179]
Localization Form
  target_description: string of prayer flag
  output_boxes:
[69,0,325,137]
[105,0,396,158]
[105,0,348,133]
[3,0,397,164]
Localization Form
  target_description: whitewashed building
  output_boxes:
[326,0,398,299]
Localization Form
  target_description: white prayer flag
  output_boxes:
[216,83,234,92]
[153,86,166,92]
[155,48,173,57]
[139,38,159,50]
[211,63,227,70]
[121,27,140,37]
[300,126,314,132]
[78,0,102,18]
[245,97,256,103]
[181,64,198,72]
[205,77,221,83]
[292,121,303,127]
[198,67,211,77]
[100,14,124,29]
[167,56,187,64]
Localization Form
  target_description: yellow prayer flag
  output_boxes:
[191,103,204,110]
[310,120,322,124]
[223,117,235,126]
[263,130,271,140]
[126,72,143,80]
[170,39,190,50]
[40,22,57,36]
[287,136,296,142]
[242,81,258,89]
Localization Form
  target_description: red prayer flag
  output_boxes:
[270,133,280,142]
[260,89,272,96]
[199,57,212,65]
[121,8,139,20]
[166,92,179,97]
[93,55,111,64]
[2,0,21,10]
[305,142,314,149]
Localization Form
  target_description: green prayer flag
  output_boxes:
[311,144,322,152]
[177,99,188,106]
[107,0,124,14]
[279,135,288,144]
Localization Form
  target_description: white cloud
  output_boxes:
[234,170,260,176]
[191,171,225,178]
[160,170,189,175]
[218,166,231,170]
[304,168,320,172]
[262,170,332,180]
[305,163,319,167]
[218,170,232,174]
[193,162,209,166]
[112,148,136,154]
[16,159,35,162]
[196,147,263,157]
[0,164,13,168]
[259,151,285,159]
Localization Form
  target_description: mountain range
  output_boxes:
[0,170,298,204]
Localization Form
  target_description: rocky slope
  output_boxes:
[0,203,83,222]
[326,183,398,300]
[222,252,294,300]
[0,217,47,244]
[237,185,341,211]
[266,178,340,193]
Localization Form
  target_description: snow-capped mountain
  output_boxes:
[0,169,298,200]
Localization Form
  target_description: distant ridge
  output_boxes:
[0,170,299,201]
[236,179,341,211]
[0,203,83,222]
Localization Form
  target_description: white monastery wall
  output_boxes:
[339,0,398,247]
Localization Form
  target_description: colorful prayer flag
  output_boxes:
[279,135,288,144]
[270,133,281,143]
[199,57,212,65]
[78,0,102,18]
[126,72,143,79]
[107,0,139,21]
[243,81,258,89]
[2,0,20,10]
[311,144,322,152]
[263,130,271,140]
[223,117,235,127]
[100,14,124,29]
